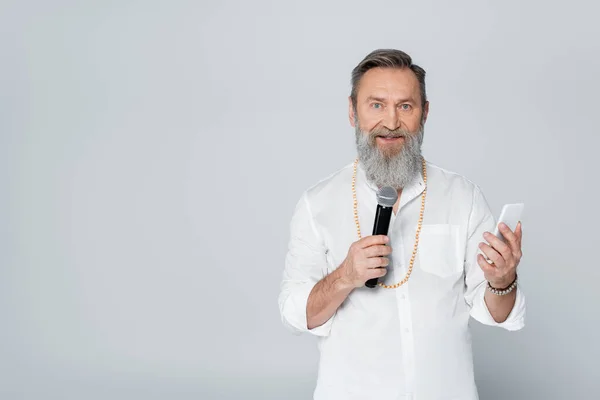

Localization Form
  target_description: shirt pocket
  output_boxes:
[417,224,463,278]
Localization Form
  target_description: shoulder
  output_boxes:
[425,160,482,196]
[425,160,492,220]
[303,162,355,205]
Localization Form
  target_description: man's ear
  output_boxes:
[422,101,430,123]
[348,97,356,127]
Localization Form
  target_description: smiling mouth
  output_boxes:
[377,135,405,140]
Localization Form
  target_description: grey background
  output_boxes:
[1,1,598,399]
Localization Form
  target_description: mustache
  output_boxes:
[369,127,410,139]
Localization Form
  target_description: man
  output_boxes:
[278,49,525,400]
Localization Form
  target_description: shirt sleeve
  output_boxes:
[278,191,335,337]
[463,185,526,331]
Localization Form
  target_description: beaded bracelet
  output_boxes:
[487,275,518,296]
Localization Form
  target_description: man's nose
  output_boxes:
[383,108,400,131]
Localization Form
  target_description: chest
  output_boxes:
[314,186,470,283]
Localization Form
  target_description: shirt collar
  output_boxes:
[356,159,427,210]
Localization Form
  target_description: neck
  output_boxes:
[393,189,402,215]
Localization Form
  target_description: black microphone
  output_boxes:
[365,186,398,288]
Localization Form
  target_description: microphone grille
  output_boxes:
[376,186,398,207]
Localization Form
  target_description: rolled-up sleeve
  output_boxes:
[278,191,334,337]
[463,185,526,331]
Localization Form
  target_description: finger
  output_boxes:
[359,235,389,249]
[478,242,505,268]
[477,254,496,275]
[368,256,389,268]
[364,244,393,258]
[497,223,520,254]
[368,267,388,279]
[483,231,512,263]
[516,221,523,247]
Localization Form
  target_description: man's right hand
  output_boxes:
[339,235,392,288]
[304,235,392,330]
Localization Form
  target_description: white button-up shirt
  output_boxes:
[278,160,526,400]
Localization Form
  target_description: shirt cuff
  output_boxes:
[469,281,526,331]
[280,281,335,337]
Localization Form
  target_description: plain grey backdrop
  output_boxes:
[2,0,599,399]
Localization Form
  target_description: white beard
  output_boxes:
[354,119,424,189]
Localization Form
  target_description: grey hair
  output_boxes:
[350,49,427,110]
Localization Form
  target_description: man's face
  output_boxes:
[349,67,429,156]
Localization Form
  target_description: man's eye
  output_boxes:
[372,103,383,109]
[400,104,411,111]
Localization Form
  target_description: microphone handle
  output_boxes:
[365,204,393,288]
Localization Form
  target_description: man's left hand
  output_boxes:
[477,222,523,288]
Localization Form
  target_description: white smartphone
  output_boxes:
[493,203,524,242]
